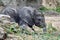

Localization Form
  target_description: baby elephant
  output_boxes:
[2,6,47,33]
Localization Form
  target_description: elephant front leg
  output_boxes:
[43,27,47,34]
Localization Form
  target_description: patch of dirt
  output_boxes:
[45,16,60,31]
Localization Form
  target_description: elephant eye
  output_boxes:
[38,19,41,21]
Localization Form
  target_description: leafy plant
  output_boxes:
[39,6,48,11]
[56,6,60,13]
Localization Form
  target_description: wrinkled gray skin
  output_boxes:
[2,6,46,33]
[2,7,19,22]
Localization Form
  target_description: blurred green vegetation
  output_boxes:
[39,6,60,13]
[3,22,60,40]
[55,6,60,13]
[39,6,48,12]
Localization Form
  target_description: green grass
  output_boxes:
[39,6,48,12]
[39,6,60,13]
[55,6,60,13]
[3,23,60,40]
